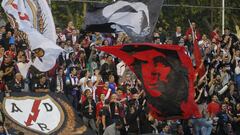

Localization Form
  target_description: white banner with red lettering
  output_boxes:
[3,95,64,134]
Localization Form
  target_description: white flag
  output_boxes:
[36,0,57,42]
[24,0,57,42]
[2,0,63,72]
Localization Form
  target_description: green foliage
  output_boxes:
[51,1,83,29]
[1,0,240,36]
[158,0,240,36]
[51,0,113,29]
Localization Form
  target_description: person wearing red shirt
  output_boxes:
[0,70,6,92]
[210,25,221,45]
[96,94,105,134]
[207,95,221,118]
[185,22,201,41]
[116,88,127,108]
[96,94,105,120]
[97,82,111,100]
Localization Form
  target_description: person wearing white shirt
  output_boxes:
[84,78,100,102]
[235,60,240,90]
[91,69,102,84]
[116,61,125,77]
[235,61,240,75]
[67,67,79,110]
[79,70,91,91]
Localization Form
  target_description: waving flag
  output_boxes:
[97,44,200,120]
[24,0,57,42]
[193,39,206,78]
[1,0,63,72]
[84,0,165,42]
[188,20,205,78]
[14,0,56,42]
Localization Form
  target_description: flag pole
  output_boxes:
[83,0,87,18]
[188,19,195,42]
[222,0,225,34]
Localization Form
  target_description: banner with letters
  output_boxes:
[0,92,90,135]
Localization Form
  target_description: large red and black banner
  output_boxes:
[98,43,200,120]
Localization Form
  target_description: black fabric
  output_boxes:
[1,61,16,82]
[82,99,96,119]
[126,107,139,133]
[97,44,200,120]
[7,80,24,92]
[33,82,49,91]
[50,76,66,93]
[99,106,112,127]
[83,0,165,42]
[122,45,189,118]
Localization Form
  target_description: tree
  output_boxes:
[157,0,240,36]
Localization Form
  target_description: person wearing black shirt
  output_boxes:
[232,103,240,134]
[216,103,234,135]
[172,26,184,45]
[82,89,97,133]
[66,67,79,110]
[109,94,122,123]
[139,110,158,134]
[222,28,239,49]
[50,68,65,94]
[99,100,111,135]
[7,73,24,92]
[1,56,16,82]
[1,31,12,51]
[33,75,49,93]
[195,83,208,114]
[126,102,139,135]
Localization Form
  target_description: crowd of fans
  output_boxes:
[1,13,240,135]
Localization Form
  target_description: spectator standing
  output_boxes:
[103,119,123,135]
[216,103,234,135]
[207,95,221,118]
[50,68,65,94]
[172,26,184,45]
[82,89,97,133]
[66,67,79,110]
[63,21,75,40]
[232,103,240,134]
[185,22,201,41]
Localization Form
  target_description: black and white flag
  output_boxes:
[83,0,165,42]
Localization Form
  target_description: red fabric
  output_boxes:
[0,81,5,91]
[185,28,201,41]
[97,43,200,120]
[11,3,18,9]
[207,102,221,117]
[193,40,205,78]
[210,31,220,44]
[5,50,16,58]
[18,12,30,21]
[96,86,109,99]
[81,95,87,104]
[96,101,104,118]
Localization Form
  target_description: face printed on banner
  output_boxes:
[97,44,195,119]
[102,1,150,35]
[130,48,189,117]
